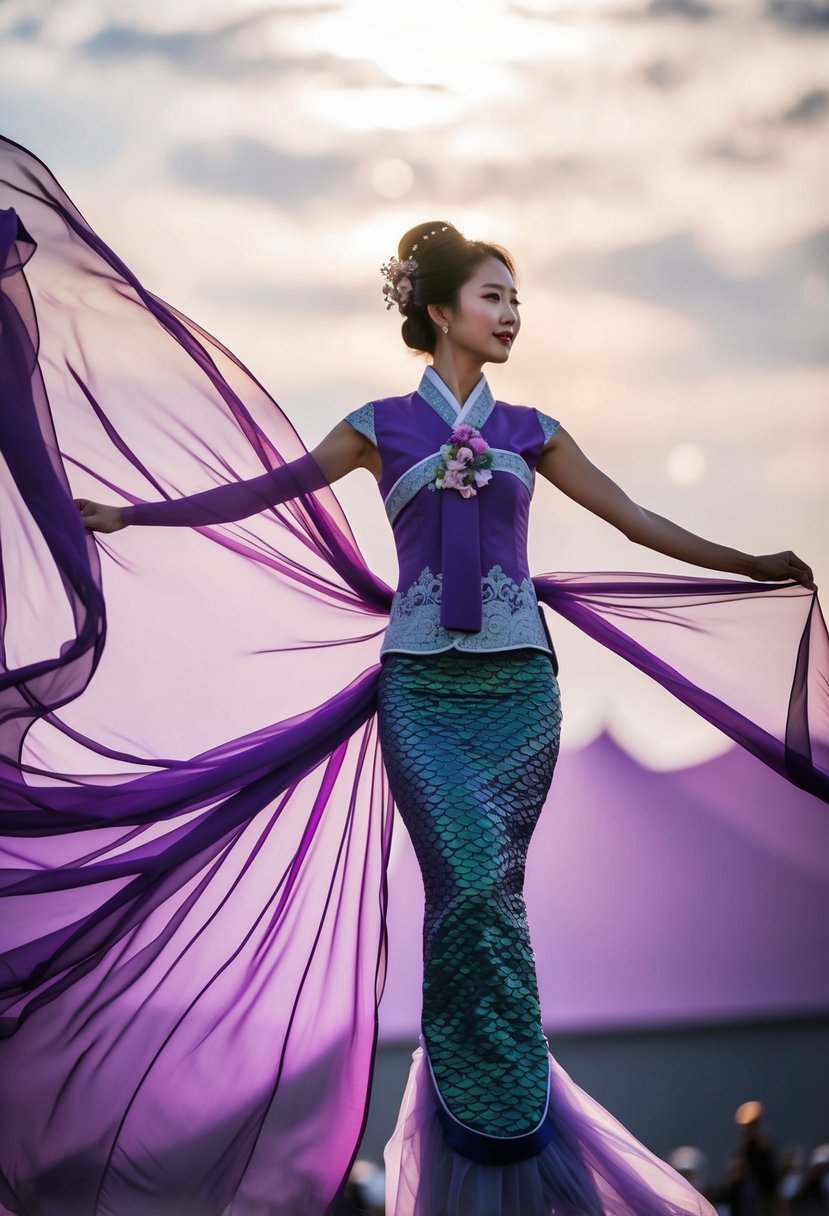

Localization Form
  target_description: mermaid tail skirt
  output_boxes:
[377,649,716,1216]
[378,650,561,1145]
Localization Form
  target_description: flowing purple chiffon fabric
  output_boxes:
[0,134,827,1216]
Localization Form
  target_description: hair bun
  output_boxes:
[398,222,458,261]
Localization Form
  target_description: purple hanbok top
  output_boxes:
[346,368,559,658]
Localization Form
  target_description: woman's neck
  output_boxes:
[429,351,485,406]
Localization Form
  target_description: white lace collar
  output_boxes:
[422,366,488,425]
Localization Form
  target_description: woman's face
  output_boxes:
[442,256,522,364]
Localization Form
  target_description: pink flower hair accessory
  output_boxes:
[430,425,494,498]
[380,256,418,313]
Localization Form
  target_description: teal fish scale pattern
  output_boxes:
[378,649,562,1138]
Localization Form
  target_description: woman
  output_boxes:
[74,219,812,1211]
[0,138,825,1216]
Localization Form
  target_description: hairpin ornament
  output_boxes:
[410,225,449,255]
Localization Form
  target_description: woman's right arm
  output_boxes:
[76,419,378,532]
[537,426,814,587]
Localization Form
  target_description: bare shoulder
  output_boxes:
[311,418,381,483]
[536,425,597,486]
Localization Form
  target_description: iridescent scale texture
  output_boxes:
[378,649,562,1138]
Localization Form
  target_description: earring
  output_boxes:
[442,325,449,334]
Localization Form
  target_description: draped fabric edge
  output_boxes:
[533,573,828,803]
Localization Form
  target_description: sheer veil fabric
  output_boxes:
[0,135,826,1216]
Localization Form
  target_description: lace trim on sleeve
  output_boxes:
[534,409,560,444]
[344,402,377,446]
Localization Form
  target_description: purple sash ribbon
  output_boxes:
[440,489,482,631]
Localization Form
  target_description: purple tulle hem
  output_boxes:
[385,1044,714,1216]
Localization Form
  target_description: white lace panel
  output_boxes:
[382,565,552,656]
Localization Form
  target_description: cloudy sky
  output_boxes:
[2,0,827,762]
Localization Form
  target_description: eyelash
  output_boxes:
[485,294,521,306]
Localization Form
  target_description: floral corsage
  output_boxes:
[430,424,493,499]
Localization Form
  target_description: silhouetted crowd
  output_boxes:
[706,1101,829,1216]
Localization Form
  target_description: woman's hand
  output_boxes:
[74,499,126,533]
[745,551,816,590]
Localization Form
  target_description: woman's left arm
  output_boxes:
[537,426,816,589]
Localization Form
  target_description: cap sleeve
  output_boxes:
[344,402,376,447]
[534,408,560,445]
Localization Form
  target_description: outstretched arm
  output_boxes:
[537,427,815,589]
[76,419,376,532]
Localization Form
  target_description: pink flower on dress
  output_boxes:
[439,468,461,490]
[431,424,494,499]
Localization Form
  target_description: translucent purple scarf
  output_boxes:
[0,135,826,1216]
